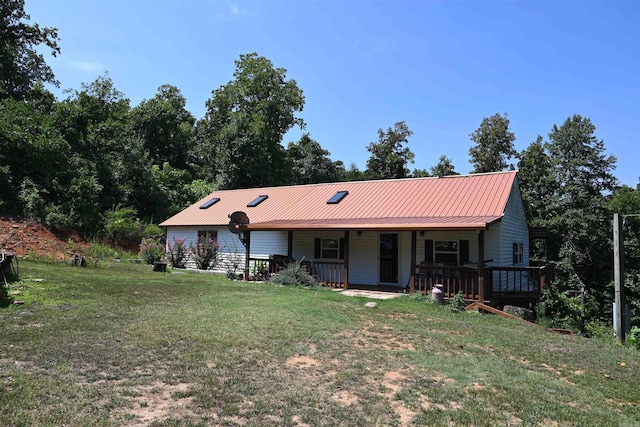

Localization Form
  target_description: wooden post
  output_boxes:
[244,231,251,280]
[478,230,485,302]
[343,230,350,289]
[410,231,417,294]
[287,231,293,259]
[613,213,625,342]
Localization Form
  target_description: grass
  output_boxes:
[1,259,639,426]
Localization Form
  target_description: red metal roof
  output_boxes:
[159,171,518,230]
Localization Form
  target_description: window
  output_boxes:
[247,195,268,207]
[513,242,523,265]
[327,191,348,204]
[198,230,218,243]
[434,240,458,265]
[314,237,344,260]
[321,238,339,259]
[199,197,220,209]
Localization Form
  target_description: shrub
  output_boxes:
[104,206,142,248]
[449,291,467,311]
[168,236,188,269]
[190,237,219,270]
[140,237,164,264]
[538,283,591,331]
[143,224,164,239]
[269,260,320,287]
[628,326,640,351]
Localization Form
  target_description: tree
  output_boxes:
[411,168,430,178]
[198,53,305,188]
[609,181,640,326]
[130,84,196,170]
[0,0,60,100]
[469,113,516,173]
[365,121,415,179]
[430,155,459,177]
[545,115,618,309]
[517,136,558,224]
[287,133,339,184]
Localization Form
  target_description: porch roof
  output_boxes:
[242,215,502,231]
[160,171,518,230]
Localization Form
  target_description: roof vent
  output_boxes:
[327,191,348,204]
[247,195,268,207]
[199,197,220,209]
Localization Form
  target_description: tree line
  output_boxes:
[1,0,639,331]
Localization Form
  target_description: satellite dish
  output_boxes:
[228,211,249,234]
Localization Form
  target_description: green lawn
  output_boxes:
[1,260,639,426]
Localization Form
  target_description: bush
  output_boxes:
[190,237,219,270]
[104,206,142,248]
[449,291,467,311]
[168,236,188,269]
[270,260,320,287]
[539,283,588,331]
[143,224,164,239]
[628,326,640,351]
[139,237,164,264]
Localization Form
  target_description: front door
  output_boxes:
[379,233,399,283]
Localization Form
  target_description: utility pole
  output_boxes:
[613,213,625,342]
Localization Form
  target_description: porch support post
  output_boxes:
[478,230,485,302]
[343,230,350,289]
[410,231,417,294]
[243,231,251,280]
[287,230,293,259]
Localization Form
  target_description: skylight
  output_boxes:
[199,197,220,209]
[327,191,348,204]
[247,195,268,207]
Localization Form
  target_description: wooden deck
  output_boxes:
[248,256,554,305]
[413,263,555,304]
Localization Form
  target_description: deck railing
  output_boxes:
[413,263,555,302]
[310,260,345,288]
[246,257,345,288]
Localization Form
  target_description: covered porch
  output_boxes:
[240,226,553,305]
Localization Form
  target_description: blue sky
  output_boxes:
[28,0,639,186]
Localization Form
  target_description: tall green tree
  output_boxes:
[430,155,459,177]
[609,181,640,325]
[469,113,516,173]
[130,84,195,170]
[517,135,558,224]
[52,75,132,232]
[198,53,305,188]
[365,121,415,179]
[546,115,618,305]
[287,133,339,184]
[0,0,60,100]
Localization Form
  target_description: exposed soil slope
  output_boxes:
[0,219,90,260]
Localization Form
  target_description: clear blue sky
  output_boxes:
[29,0,639,186]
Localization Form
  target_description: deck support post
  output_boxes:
[410,231,417,294]
[343,230,350,289]
[478,230,485,302]
[244,231,251,280]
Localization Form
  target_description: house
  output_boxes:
[159,171,553,305]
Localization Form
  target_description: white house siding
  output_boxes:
[493,179,531,291]
[291,230,347,283]
[165,226,287,275]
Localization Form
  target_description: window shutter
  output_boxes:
[513,242,517,265]
[425,240,433,263]
[339,238,345,260]
[314,238,321,258]
[460,240,469,265]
